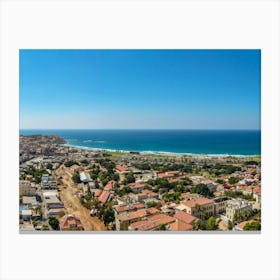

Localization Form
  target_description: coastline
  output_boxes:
[62,143,261,159]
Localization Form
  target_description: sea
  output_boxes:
[20,129,261,157]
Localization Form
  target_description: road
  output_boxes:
[54,165,106,231]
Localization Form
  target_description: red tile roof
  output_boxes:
[104,180,115,191]
[174,211,196,224]
[98,190,110,204]
[141,189,158,197]
[116,165,128,172]
[147,207,160,215]
[118,209,148,222]
[59,214,84,230]
[94,190,103,197]
[129,214,175,231]
[114,203,145,213]
[169,220,193,231]
[182,197,214,208]
[129,183,146,190]
[253,186,261,194]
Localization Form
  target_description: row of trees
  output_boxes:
[224,190,256,201]
[23,167,50,184]
[64,160,79,167]
[162,192,182,203]
[190,184,214,198]
[89,164,119,186]
[243,221,261,230]
[134,163,193,173]
[233,209,253,224]
[192,216,218,231]
[122,172,135,184]
[205,164,242,176]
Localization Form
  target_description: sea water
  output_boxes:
[20,129,261,156]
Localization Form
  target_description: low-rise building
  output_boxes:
[226,199,252,221]
[174,210,197,225]
[113,203,145,219]
[22,196,38,206]
[98,190,110,204]
[116,208,148,230]
[128,213,175,231]
[129,182,146,193]
[59,214,84,230]
[80,172,93,183]
[43,192,64,210]
[21,209,32,221]
[41,174,57,190]
[213,197,230,214]
[180,197,215,219]
[129,189,158,202]
[115,208,159,230]
[115,165,128,173]
[104,180,115,191]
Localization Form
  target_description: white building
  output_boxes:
[80,172,93,183]
[21,209,32,221]
[226,199,252,221]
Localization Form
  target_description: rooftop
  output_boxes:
[169,220,193,231]
[104,180,115,191]
[174,211,196,224]
[182,197,214,208]
[98,190,110,204]
[114,203,145,213]
[118,209,148,222]
[129,214,175,231]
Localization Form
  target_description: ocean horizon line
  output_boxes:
[20,128,261,131]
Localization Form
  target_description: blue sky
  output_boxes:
[20,49,261,129]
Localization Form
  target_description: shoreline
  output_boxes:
[62,143,261,159]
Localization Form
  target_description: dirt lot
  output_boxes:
[54,165,106,231]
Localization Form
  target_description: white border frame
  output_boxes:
[1,0,280,279]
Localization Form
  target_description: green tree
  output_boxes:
[117,186,132,196]
[206,216,218,230]
[228,177,240,185]
[112,173,120,181]
[146,201,158,208]
[216,179,225,184]
[81,159,89,165]
[48,217,59,230]
[64,160,79,167]
[123,172,135,184]
[103,207,115,225]
[191,184,213,198]
[227,220,233,230]
[72,172,81,184]
[155,224,166,231]
[192,219,206,230]
[243,221,261,231]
